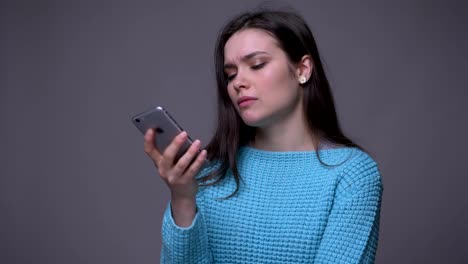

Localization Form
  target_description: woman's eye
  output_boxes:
[251,62,266,70]
[226,74,237,82]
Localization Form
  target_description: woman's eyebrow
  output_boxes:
[224,51,269,70]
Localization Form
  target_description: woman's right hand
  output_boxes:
[143,128,207,227]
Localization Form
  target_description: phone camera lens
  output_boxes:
[156,127,164,134]
[135,118,140,123]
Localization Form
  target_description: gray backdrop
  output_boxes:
[1,0,467,263]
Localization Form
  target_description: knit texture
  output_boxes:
[161,146,383,263]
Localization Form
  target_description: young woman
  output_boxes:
[144,9,383,264]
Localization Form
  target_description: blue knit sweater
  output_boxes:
[161,146,383,263]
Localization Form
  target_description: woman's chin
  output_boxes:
[240,116,257,126]
[241,115,266,128]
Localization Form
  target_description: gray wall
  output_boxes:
[1,0,467,263]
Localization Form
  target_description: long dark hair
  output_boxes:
[200,9,366,198]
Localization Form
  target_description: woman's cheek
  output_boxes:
[227,86,236,102]
[261,63,285,86]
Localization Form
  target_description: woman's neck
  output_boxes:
[251,105,317,152]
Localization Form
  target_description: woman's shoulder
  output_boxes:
[335,147,383,189]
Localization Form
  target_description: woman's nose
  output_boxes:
[233,71,249,91]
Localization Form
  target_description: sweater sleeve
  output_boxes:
[314,155,383,264]
[160,189,213,264]
[160,164,218,264]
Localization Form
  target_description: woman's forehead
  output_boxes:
[224,28,279,63]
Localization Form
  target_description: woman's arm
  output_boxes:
[142,128,213,263]
[314,156,383,264]
[160,189,213,264]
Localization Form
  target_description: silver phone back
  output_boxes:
[132,106,192,161]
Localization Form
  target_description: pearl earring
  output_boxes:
[299,76,307,84]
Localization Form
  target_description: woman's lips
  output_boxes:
[237,97,257,107]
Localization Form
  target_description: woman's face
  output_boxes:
[224,28,304,128]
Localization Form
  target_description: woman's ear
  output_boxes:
[295,55,313,84]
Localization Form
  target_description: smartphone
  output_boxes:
[131,106,208,168]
